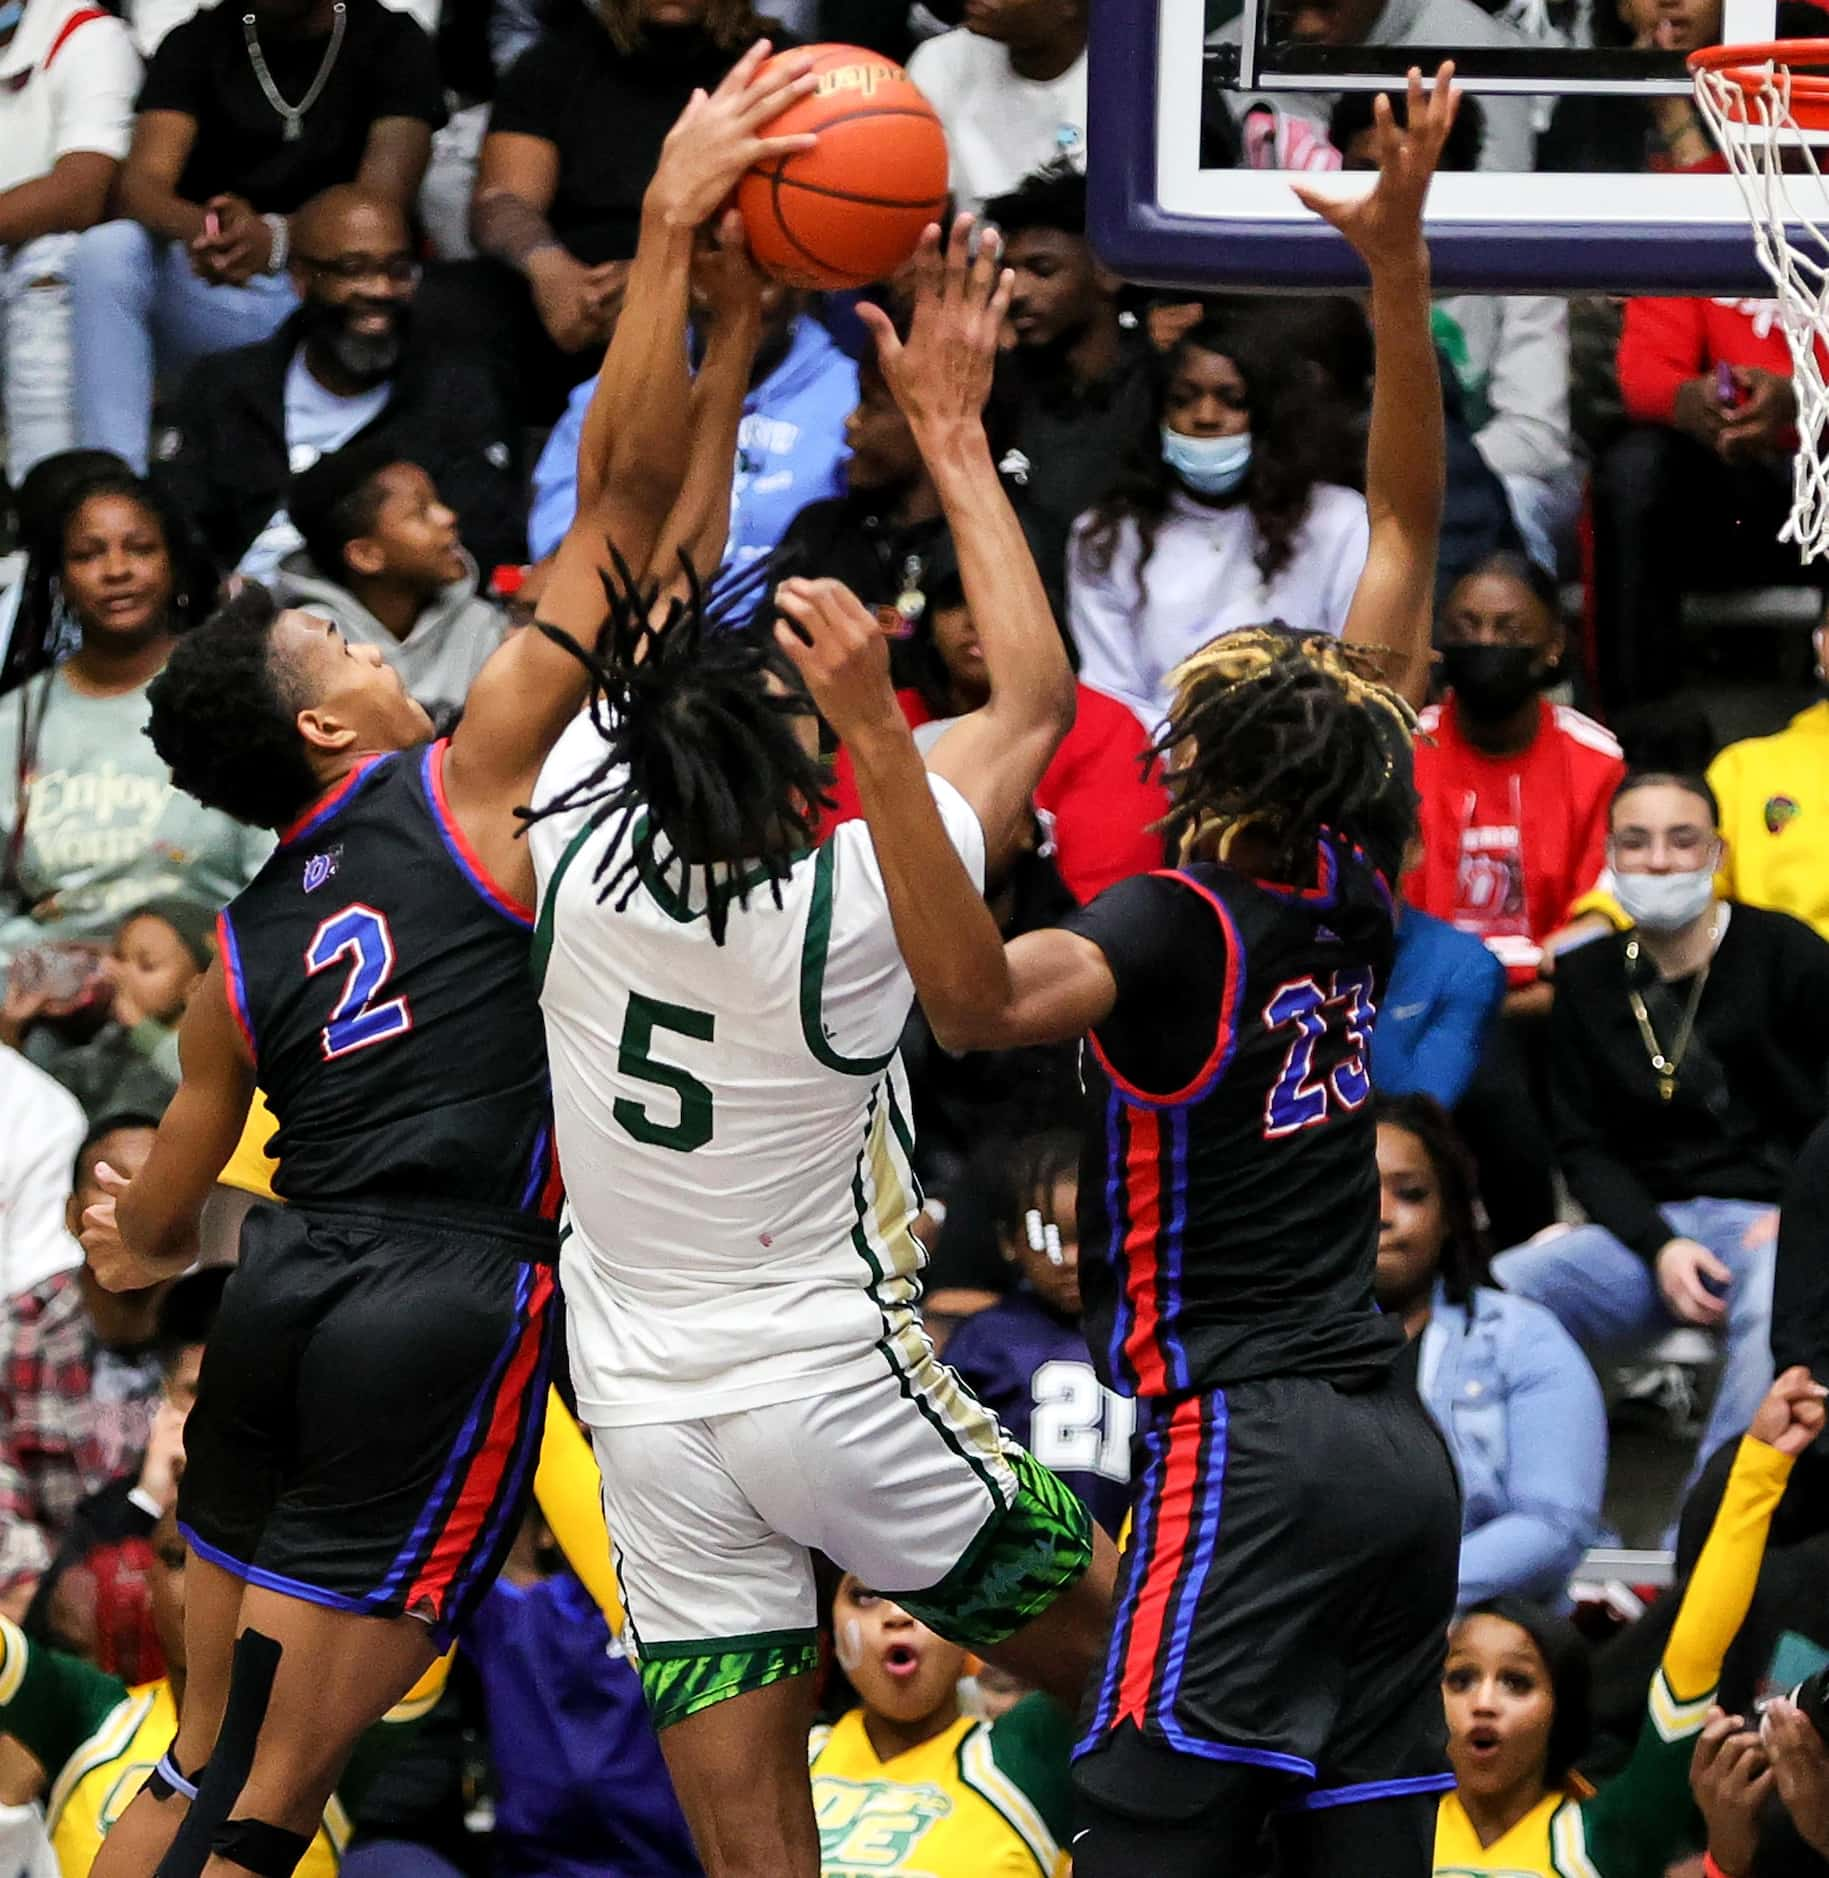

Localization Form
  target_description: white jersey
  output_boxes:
[528,714,987,1426]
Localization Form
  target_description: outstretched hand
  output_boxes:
[774,576,901,747]
[1291,62,1459,270]
[646,40,820,233]
[857,213,1013,437]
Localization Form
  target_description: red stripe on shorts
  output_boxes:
[406,1263,555,1618]
[1120,1107,1169,1395]
[1116,1396,1205,1727]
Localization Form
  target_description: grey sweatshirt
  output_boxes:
[271,549,508,726]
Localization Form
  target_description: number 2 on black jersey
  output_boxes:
[304,903,414,1060]
[1261,965,1374,1138]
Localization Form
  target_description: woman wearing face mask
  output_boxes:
[1374,1095,1605,1610]
[811,1573,1074,1876]
[1067,309,1368,728]
[1433,1367,1822,1876]
[1492,774,1829,1509]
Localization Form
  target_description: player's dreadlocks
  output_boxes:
[1155,624,1419,885]
[519,559,833,946]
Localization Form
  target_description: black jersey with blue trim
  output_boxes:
[216,738,557,1216]
[1059,836,1405,1399]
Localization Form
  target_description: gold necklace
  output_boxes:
[1623,908,1720,1101]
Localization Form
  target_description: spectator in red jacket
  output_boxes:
[826,538,1167,906]
[1406,550,1624,1247]
[1594,291,1825,708]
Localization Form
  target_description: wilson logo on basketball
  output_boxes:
[815,62,904,100]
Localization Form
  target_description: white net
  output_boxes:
[1693,55,1829,560]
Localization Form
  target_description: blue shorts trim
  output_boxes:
[180,1523,373,1616]
[1071,1733,1317,1779]
[1295,1772,1456,1811]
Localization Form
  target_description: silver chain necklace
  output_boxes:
[242,1,347,142]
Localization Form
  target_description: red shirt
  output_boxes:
[1404,697,1625,986]
[1618,293,1827,426]
[827,683,1168,904]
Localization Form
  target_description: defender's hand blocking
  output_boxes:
[774,576,901,745]
[646,41,821,233]
[857,214,1014,437]
[1291,62,1459,268]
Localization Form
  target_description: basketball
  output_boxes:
[737,45,950,292]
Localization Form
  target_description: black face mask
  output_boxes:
[1441,643,1549,720]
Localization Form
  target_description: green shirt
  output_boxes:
[0,672,270,969]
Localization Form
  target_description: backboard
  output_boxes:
[1088,0,1815,292]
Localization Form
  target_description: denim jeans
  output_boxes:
[1491,1196,1777,1504]
[1,233,79,485]
[69,220,298,471]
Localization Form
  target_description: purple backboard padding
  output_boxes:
[1086,0,1774,292]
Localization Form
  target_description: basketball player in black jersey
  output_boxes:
[73,52,821,1878]
[774,67,1462,1878]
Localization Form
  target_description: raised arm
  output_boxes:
[1293,64,1458,713]
[439,46,817,886]
[863,217,1077,877]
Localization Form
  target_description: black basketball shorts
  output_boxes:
[178,1198,558,1644]
[1074,1369,1463,1823]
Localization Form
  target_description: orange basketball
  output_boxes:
[736,45,950,292]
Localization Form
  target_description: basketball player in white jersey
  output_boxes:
[522,221,1118,1876]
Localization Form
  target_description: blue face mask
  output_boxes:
[1161,426,1252,497]
[0,1,24,34]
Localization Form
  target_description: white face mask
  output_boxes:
[1613,859,1719,932]
[1161,426,1252,497]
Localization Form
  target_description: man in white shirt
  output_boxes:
[907,0,1086,212]
[0,0,139,482]
[0,1045,85,1299]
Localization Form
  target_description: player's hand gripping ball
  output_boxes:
[736,44,950,291]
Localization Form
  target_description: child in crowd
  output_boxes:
[2,898,211,1119]
[943,1132,1132,1534]
[273,442,507,728]
[811,1573,1072,1877]
[1434,1366,1823,1873]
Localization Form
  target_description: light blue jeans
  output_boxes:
[1491,1196,1777,1504]
[69,220,298,471]
[1,233,79,484]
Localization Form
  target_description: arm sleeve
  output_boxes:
[1064,522,1156,725]
[1773,1120,1829,1378]
[1584,1438,1794,1870]
[1037,693,1168,906]
[1403,939,1505,1111]
[365,11,445,128]
[1547,959,1670,1260]
[484,33,566,141]
[1322,495,1371,638]
[1617,296,1706,427]
[131,13,204,117]
[0,1613,128,1778]
[526,387,588,563]
[1473,296,1572,483]
[532,1388,623,1633]
[1059,872,1235,1099]
[1455,1307,1605,1606]
[48,14,140,163]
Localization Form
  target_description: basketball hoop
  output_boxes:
[1692,40,1829,560]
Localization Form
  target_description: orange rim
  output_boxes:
[1690,40,1829,130]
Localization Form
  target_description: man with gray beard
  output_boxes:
[155,186,524,580]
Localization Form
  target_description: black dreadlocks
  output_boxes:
[518,559,833,947]
[1155,624,1418,886]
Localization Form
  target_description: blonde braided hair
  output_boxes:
[1155,624,1420,878]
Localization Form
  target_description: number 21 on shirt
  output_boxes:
[1261,965,1374,1139]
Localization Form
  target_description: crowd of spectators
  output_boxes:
[4,0,1829,1871]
